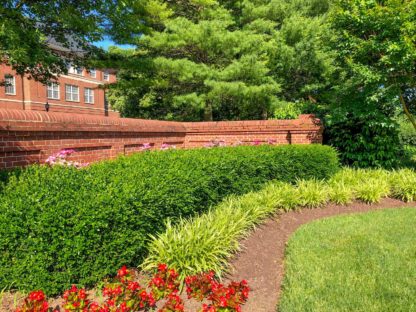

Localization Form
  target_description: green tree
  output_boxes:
[0,0,118,84]
[108,0,335,121]
[110,0,280,121]
[330,0,416,128]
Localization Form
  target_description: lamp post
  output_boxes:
[45,101,50,112]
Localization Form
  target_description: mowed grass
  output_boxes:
[279,208,416,312]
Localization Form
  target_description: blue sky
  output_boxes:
[94,38,134,50]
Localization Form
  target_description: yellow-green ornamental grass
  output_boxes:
[143,168,416,279]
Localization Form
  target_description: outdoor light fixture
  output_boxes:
[45,101,50,112]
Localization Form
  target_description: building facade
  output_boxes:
[0,64,118,117]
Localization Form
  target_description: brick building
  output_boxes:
[0,62,118,117]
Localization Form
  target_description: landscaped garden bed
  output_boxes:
[0,145,339,296]
[2,145,416,311]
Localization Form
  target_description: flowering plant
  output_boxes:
[45,149,89,169]
[204,139,226,148]
[16,290,49,312]
[267,138,276,145]
[62,285,90,311]
[160,144,176,151]
[16,265,249,312]
[185,272,249,312]
[140,143,152,151]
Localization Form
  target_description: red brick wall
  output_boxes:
[184,114,322,147]
[0,109,322,169]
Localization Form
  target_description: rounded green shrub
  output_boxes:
[326,112,401,168]
[0,144,339,295]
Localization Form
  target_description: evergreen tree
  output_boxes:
[110,0,280,121]
[108,0,335,121]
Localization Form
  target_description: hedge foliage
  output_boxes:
[0,145,339,295]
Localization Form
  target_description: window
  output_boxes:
[89,69,96,78]
[5,75,16,95]
[84,88,94,104]
[103,71,110,81]
[65,84,79,102]
[68,66,83,75]
[47,83,60,99]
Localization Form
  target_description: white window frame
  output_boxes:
[84,88,94,104]
[75,67,83,75]
[47,83,60,99]
[5,75,16,95]
[103,71,110,81]
[65,84,79,102]
[89,69,96,78]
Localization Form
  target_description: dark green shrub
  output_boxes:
[326,112,401,168]
[0,145,339,295]
[397,117,416,146]
[0,168,22,194]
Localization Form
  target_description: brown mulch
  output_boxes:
[2,199,416,312]
[223,198,416,312]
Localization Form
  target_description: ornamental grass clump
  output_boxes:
[327,181,354,205]
[268,182,300,211]
[355,179,390,204]
[389,168,416,202]
[296,179,329,208]
[143,183,283,280]
[329,168,390,204]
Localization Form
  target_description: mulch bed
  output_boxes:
[2,198,415,312]
[223,198,416,312]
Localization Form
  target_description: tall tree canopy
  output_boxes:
[329,0,416,125]
[322,0,416,168]
[107,0,334,121]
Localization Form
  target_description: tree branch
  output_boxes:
[400,93,416,131]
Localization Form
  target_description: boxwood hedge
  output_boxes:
[0,145,339,295]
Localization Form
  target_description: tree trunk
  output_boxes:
[400,93,416,131]
[204,101,213,121]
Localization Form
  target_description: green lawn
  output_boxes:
[279,208,416,312]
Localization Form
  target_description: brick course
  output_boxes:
[0,109,323,169]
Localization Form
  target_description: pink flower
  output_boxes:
[140,143,152,151]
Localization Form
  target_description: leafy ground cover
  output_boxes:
[279,208,416,312]
[144,168,416,279]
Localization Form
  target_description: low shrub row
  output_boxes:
[143,168,416,278]
[0,144,339,295]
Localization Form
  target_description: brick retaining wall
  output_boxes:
[0,109,322,169]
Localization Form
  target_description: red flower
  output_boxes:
[158,263,168,272]
[127,281,140,291]
[28,290,46,302]
[219,296,227,307]
[117,266,129,278]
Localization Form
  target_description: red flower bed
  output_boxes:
[16,265,249,312]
